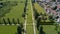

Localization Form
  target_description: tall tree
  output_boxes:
[17,18,20,24]
[36,17,41,30]
[7,18,11,25]
[17,25,22,34]
[12,18,17,25]
[3,18,7,25]
[17,24,25,34]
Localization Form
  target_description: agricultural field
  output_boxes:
[0,0,60,34]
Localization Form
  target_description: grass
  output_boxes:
[0,25,17,34]
[26,0,34,34]
[36,25,58,34]
[43,25,57,34]
[0,0,26,34]
[1,0,26,23]
[27,3,32,23]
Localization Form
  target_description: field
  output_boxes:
[0,0,60,34]
[0,25,17,34]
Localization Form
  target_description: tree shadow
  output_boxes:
[39,26,46,34]
[58,31,60,34]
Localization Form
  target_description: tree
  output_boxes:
[17,18,20,24]
[52,6,57,10]
[0,19,2,24]
[17,25,22,34]
[12,18,17,25]
[3,18,7,25]
[34,9,39,20]
[22,13,25,19]
[0,2,3,8]
[36,16,41,30]
[16,24,25,34]
[0,0,2,1]
[58,32,60,34]
[7,18,11,25]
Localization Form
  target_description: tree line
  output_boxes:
[15,23,26,34]
[22,0,28,19]
[0,18,20,25]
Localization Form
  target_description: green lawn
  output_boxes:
[1,0,26,23]
[0,0,26,34]
[43,25,57,34]
[36,25,58,34]
[0,25,17,34]
[26,0,34,34]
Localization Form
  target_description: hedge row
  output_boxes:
[0,18,20,25]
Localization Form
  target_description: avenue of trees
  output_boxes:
[0,1,18,25]
[0,18,21,25]
[22,0,28,19]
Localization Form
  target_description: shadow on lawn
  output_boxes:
[58,31,60,34]
[39,26,46,34]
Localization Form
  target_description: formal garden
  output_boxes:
[0,0,60,34]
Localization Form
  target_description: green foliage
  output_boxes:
[0,1,18,18]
